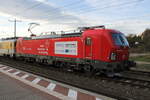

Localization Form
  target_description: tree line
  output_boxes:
[127,29,150,53]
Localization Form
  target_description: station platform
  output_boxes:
[0,64,116,100]
[0,72,60,100]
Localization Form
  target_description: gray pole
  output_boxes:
[8,18,21,38]
[14,19,16,38]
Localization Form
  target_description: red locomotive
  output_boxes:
[15,26,135,75]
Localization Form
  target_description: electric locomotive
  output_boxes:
[15,25,135,74]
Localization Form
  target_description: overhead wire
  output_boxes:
[43,0,142,20]
[12,0,123,22]
[16,1,45,16]
[41,0,116,17]
[16,0,83,18]
[75,0,144,14]
[13,0,115,20]
[42,0,144,25]
[9,0,146,32]
[39,0,83,15]
[11,0,86,24]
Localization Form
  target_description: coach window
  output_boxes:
[10,43,12,48]
[85,37,92,45]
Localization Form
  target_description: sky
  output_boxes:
[0,0,149,38]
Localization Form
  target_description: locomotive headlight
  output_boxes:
[110,52,117,60]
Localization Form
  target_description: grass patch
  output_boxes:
[130,55,150,62]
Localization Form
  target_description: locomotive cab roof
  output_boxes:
[0,37,18,41]
[78,25,105,31]
[23,25,106,40]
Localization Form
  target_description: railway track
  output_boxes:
[0,57,150,100]
[113,76,150,89]
[126,69,150,77]
[120,70,150,82]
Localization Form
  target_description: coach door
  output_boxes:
[85,37,92,59]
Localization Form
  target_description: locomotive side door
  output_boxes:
[84,37,92,59]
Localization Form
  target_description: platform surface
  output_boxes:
[0,72,59,100]
[0,64,116,100]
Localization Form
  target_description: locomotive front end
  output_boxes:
[110,32,136,71]
[81,26,136,75]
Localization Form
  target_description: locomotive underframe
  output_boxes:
[15,53,134,73]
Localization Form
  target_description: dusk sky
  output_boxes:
[0,0,149,38]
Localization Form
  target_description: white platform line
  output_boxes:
[47,83,56,91]
[13,71,20,75]
[32,78,41,84]
[68,89,77,100]
[21,74,29,79]
[1,66,7,69]
[96,98,103,100]
[0,67,74,100]
[0,65,5,67]
[7,69,13,72]
[0,65,117,100]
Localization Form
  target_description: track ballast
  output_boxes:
[0,56,150,100]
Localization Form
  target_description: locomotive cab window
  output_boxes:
[85,37,92,45]
[112,33,129,46]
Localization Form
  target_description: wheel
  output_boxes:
[84,65,94,77]
[84,65,93,72]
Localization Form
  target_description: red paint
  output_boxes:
[16,28,129,62]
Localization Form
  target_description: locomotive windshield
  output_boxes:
[112,33,129,46]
